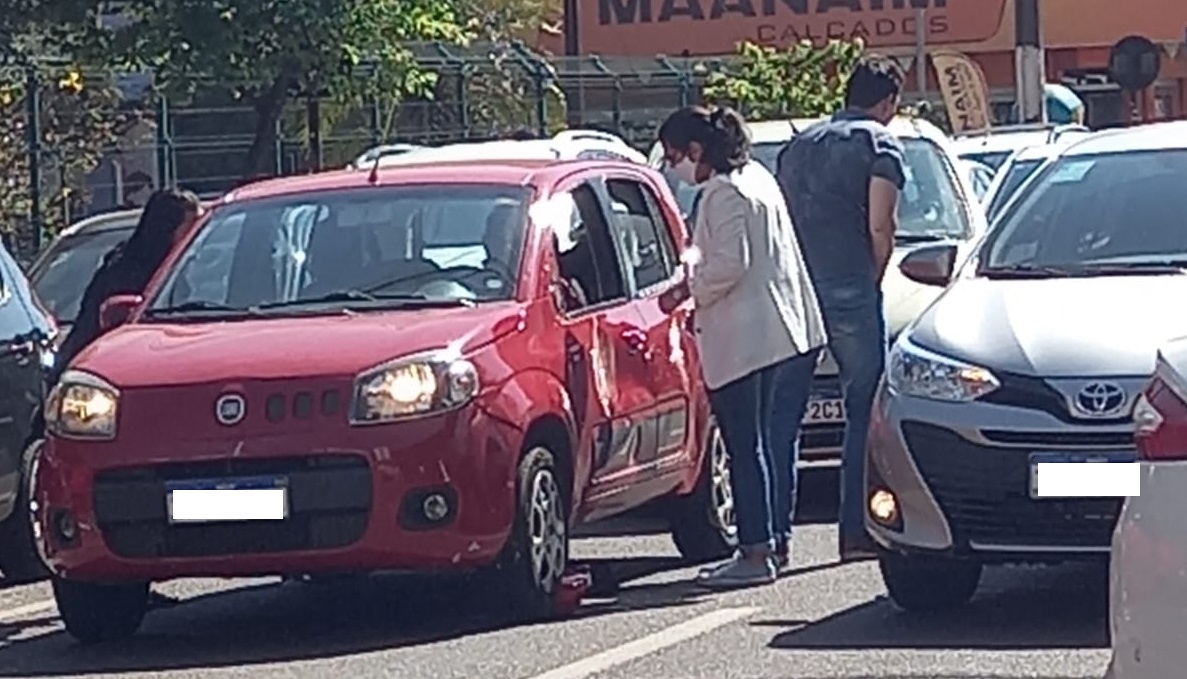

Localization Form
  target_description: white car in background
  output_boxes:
[367,130,647,170]
[953,123,1091,171]
[959,158,997,203]
[1109,335,1187,679]
[981,137,1094,225]
[649,116,988,464]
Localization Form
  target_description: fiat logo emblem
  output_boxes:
[215,394,246,426]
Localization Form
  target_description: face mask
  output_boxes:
[672,157,702,186]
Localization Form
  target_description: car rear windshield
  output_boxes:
[661,138,971,239]
[31,226,134,322]
[985,158,1043,224]
[149,184,531,312]
[982,149,1187,270]
[959,150,1012,170]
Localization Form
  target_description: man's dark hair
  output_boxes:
[844,56,905,109]
[507,128,537,140]
[657,105,751,174]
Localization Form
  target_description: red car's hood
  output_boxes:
[74,304,525,388]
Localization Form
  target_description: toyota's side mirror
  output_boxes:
[99,294,144,331]
[899,244,958,287]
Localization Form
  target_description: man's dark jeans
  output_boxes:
[816,278,887,559]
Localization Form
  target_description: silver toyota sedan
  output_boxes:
[866,120,1187,612]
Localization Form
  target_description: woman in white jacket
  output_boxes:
[659,106,827,589]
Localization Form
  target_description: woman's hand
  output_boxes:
[658,278,690,314]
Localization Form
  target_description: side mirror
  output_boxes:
[99,294,144,331]
[899,244,958,287]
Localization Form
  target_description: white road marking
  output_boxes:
[0,599,55,623]
[526,606,760,679]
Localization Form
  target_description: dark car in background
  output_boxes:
[0,237,56,582]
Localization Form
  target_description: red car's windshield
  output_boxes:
[147,184,531,314]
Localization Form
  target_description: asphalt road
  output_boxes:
[0,469,1110,679]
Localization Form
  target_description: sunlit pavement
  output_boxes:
[0,469,1109,679]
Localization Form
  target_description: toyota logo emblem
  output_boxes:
[215,394,246,426]
[1073,382,1127,418]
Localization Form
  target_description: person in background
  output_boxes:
[53,187,203,382]
[776,56,906,562]
[658,106,826,589]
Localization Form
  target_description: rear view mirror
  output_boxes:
[99,294,144,331]
[899,244,958,287]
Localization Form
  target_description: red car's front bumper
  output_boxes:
[34,405,521,582]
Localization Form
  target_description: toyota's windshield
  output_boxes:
[149,185,530,316]
[662,138,970,240]
[985,158,1044,224]
[980,149,1187,276]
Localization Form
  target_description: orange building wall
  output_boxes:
[552,0,1187,116]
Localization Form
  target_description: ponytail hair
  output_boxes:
[658,105,751,174]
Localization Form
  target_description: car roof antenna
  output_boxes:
[366,151,383,185]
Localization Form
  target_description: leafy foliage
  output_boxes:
[77,0,469,179]
[701,39,865,121]
[0,52,131,250]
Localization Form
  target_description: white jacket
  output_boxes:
[689,161,827,391]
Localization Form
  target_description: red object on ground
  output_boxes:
[555,565,592,616]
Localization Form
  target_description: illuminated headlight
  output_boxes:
[349,351,479,424]
[45,370,120,440]
[887,335,1000,402]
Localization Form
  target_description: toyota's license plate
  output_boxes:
[803,398,845,424]
[166,475,289,523]
[1027,451,1136,499]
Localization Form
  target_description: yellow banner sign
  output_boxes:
[930,50,992,133]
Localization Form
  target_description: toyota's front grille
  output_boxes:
[977,372,1130,426]
[979,429,1135,448]
[902,420,1122,550]
[93,454,372,559]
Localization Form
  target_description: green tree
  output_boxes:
[73,0,467,180]
[1,10,130,250]
[701,39,865,121]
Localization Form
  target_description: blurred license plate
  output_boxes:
[166,476,288,523]
[1027,451,1136,499]
[803,398,845,424]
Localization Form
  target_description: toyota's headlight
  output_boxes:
[45,370,120,440]
[350,350,479,424]
[887,335,1000,402]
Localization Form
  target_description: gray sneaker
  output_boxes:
[695,554,776,590]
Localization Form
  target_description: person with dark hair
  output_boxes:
[775,55,907,562]
[658,105,826,589]
[507,128,538,140]
[53,187,203,381]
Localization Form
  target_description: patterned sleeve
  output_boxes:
[869,128,906,190]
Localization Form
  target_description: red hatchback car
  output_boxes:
[32,157,735,642]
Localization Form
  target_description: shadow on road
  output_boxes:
[0,469,844,674]
[761,561,1109,651]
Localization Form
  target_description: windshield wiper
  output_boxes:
[144,300,252,316]
[895,233,953,243]
[1075,260,1187,276]
[978,263,1079,279]
[253,290,474,311]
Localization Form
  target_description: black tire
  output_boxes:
[490,445,569,622]
[667,420,736,563]
[53,578,149,644]
[879,552,982,612]
[0,439,49,584]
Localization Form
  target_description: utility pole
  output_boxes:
[914,8,927,95]
[1014,0,1046,123]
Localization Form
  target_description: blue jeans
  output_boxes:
[816,279,887,553]
[707,355,808,553]
[770,348,822,554]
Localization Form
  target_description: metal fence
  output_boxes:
[0,43,733,255]
[0,41,968,256]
